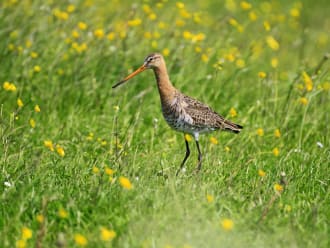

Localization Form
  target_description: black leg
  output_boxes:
[176,136,190,176]
[195,140,202,172]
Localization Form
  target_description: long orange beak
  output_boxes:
[112,65,147,88]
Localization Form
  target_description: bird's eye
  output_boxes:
[148,57,153,62]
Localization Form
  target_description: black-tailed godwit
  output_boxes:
[113,53,243,175]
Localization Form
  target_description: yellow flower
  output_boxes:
[221,218,234,231]
[56,145,65,157]
[206,194,214,203]
[94,29,104,39]
[29,118,36,128]
[176,2,185,9]
[86,132,94,141]
[58,208,68,218]
[266,36,280,51]
[25,40,32,48]
[256,128,264,137]
[17,98,24,108]
[201,54,209,63]
[16,239,26,248]
[92,166,100,174]
[274,129,281,138]
[44,140,54,151]
[128,18,142,27]
[67,4,75,13]
[225,146,230,152]
[143,4,152,14]
[3,81,17,91]
[220,0,234,11]
[195,46,202,53]
[271,57,278,68]
[235,59,245,68]
[59,11,69,21]
[272,147,279,157]
[183,31,192,40]
[162,48,170,57]
[100,227,116,241]
[105,167,114,175]
[299,97,308,105]
[78,22,87,30]
[10,30,19,39]
[119,176,133,190]
[72,30,79,39]
[210,136,218,145]
[176,19,185,27]
[193,13,202,23]
[274,183,283,192]
[33,65,41,73]
[302,71,313,91]
[321,82,330,91]
[151,40,158,49]
[192,33,205,42]
[229,18,238,27]
[236,25,244,33]
[263,21,271,31]
[284,204,292,212]
[258,169,266,177]
[290,8,300,18]
[36,214,44,223]
[229,107,237,118]
[156,3,163,9]
[107,32,115,41]
[225,53,235,62]
[30,52,38,58]
[184,134,192,142]
[296,84,304,91]
[317,33,328,46]
[180,9,191,19]
[158,21,167,29]
[240,1,252,10]
[74,234,88,246]
[258,71,267,79]
[144,32,152,39]
[153,31,160,39]
[148,13,157,20]
[113,105,119,112]
[21,227,32,240]
[249,11,257,21]
[8,43,16,51]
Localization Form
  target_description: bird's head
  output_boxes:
[112,53,164,88]
[143,53,163,69]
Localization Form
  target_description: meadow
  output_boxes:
[0,0,329,247]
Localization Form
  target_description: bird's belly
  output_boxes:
[162,110,215,134]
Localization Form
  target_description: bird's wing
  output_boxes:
[181,94,225,129]
[181,94,243,133]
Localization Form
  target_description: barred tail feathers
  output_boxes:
[223,120,243,134]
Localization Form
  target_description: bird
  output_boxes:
[112,53,243,175]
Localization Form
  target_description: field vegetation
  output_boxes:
[0,0,329,247]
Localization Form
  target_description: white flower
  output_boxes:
[316,142,324,148]
[4,181,12,187]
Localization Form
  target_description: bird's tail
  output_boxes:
[223,120,243,134]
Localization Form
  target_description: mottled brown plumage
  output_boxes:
[113,53,243,175]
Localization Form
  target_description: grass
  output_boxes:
[1,0,329,247]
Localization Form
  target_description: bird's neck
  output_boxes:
[153,63,176,104]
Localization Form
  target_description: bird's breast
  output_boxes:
[161,98,195,132]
